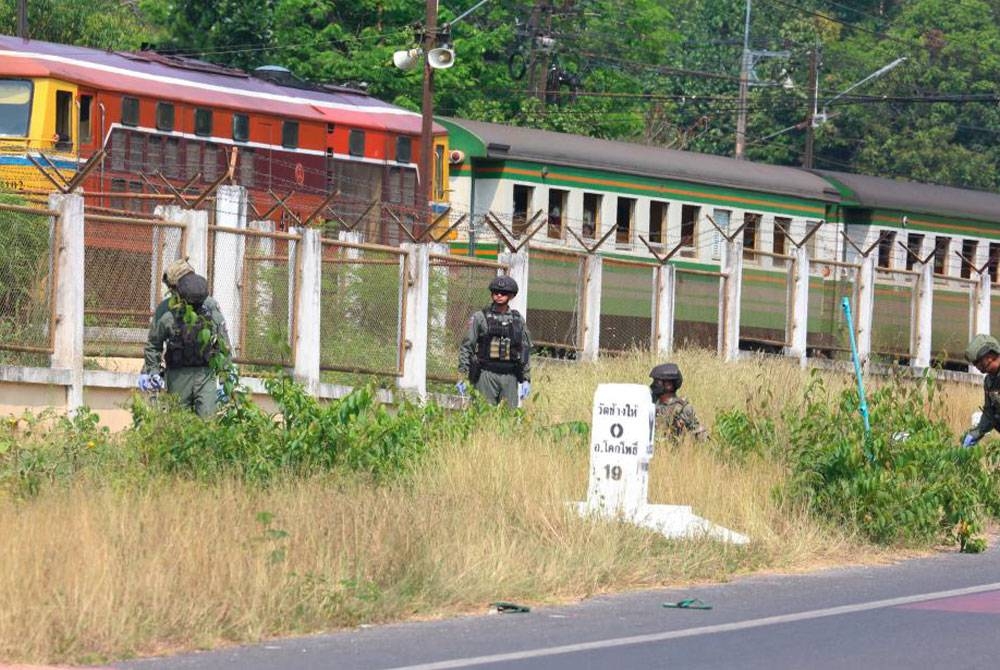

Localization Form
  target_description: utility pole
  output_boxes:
[734,0,751,160]
[419,0,438,208]
[803,47,818,169]
[17,0,27,39]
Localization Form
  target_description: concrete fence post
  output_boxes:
[972,272,992,344]
[785,245,810,365]
[652,263,675,355]
[579,254,603,362]
[910,260,933,369]
[49,191,85,413]
[853,254,875,366]
[213,185,247,357]
[499,248,530,322]
[718,236,743,361]
[292,226,322,395]
[399,243,429,400]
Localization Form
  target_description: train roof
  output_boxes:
[814,169,1000,224]
[0,35,443,136]
[442,118,840,204]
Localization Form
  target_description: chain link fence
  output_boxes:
[807,259,856,358]
[83,212,184,358]
[932,278,975,367]
[427,253,507,382]
[0,200,56,364]
[600,258,654,353]
[740,254,792,351]
[871,269,915,361]
[675,267,721,350]
[526,248,584,355]
[319,239,406,379]
[238,227,298,367]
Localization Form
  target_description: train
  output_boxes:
[3,35,1000,368]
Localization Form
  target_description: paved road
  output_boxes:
[117,546,1000,670]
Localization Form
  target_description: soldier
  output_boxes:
[457,275,532,407]
[961,334,1000,448]
[650,362,706,441]
[140,259,232,418]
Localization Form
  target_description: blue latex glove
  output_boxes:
[216,384,229,405]
[962,433,978,449]
[519,381,531,400]
[138,373,164,392]
[456,381,468,397]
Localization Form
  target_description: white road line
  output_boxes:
[382,581,1000,669]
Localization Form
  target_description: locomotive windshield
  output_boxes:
[0,80,32,137]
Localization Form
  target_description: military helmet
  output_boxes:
[965,333,1000,364]
[650,362,683,390]
[489,275,519,295]
[163,258,195,287]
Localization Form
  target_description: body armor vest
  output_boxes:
[165,304,218,369]
[476,308,526,375]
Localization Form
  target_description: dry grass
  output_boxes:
[0,350,985,664]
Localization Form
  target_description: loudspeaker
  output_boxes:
[393,48,423,71]
[427,47,456,70]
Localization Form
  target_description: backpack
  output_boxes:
[165,302,219,368]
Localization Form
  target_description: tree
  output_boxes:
[0,0,152,49]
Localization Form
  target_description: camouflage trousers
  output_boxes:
[165,366,218,418]
[474,369,520,408]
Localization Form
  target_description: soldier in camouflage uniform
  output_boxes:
[140,259,232,418]
[458,275,532,408]
[962,333,1000,448]
[650,363,706,441]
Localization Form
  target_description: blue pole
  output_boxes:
[841,297,871,439]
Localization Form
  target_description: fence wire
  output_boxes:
[427,254,506,382]
[0,201,55,362]
[675,268,720,350]
[807,260,856,358]
[600,258,654,353]
[871,270,914,360]
[239,230,296,367]
[83,214,183,358]
[319,240,405,378]
[932,280,974,366]
[740,264,790,349]
[526,249,584,353]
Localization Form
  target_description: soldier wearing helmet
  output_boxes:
[961,334,1000,447]
[140,257,233,418]
[650,362,705,440]
[457,275,532,407]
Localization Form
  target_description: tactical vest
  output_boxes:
[165,303,219,368]
[476,307,526,375]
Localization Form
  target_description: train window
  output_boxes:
[239,149,254,187]
[933,236,950,275]
[616,197,635,245]
[402,169,416,204]
[110,178,125,210]
[712,209,731,260]
[877,231,895,269]
[648,201,667,245]
[349,129,365,156]
[79,95,92,144]
[186,143,201,179]
[164,138,179,177]
[194,108,213,137]
[773,217,790,256]
[512,184,533,237]
[681,205,700,256]
[396,137,412,163]
[742,213,760,261]
[127,134,144,171]
[548,189,567,239]
[281,120,298,149]
[121,96,139,127]
[55,90,72,149]
[387,166,402,203]
[905,233,924,270]
[156,102,174,132]
[232,113,249,142]
[961,240,978,279]
[110,134,125,171]
[129,180,143,213]
[327,123,335,134]
[0,79,32,136]
[989,244,1000,284]
[583,193,601,239]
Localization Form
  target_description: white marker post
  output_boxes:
[575,383,748,544]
